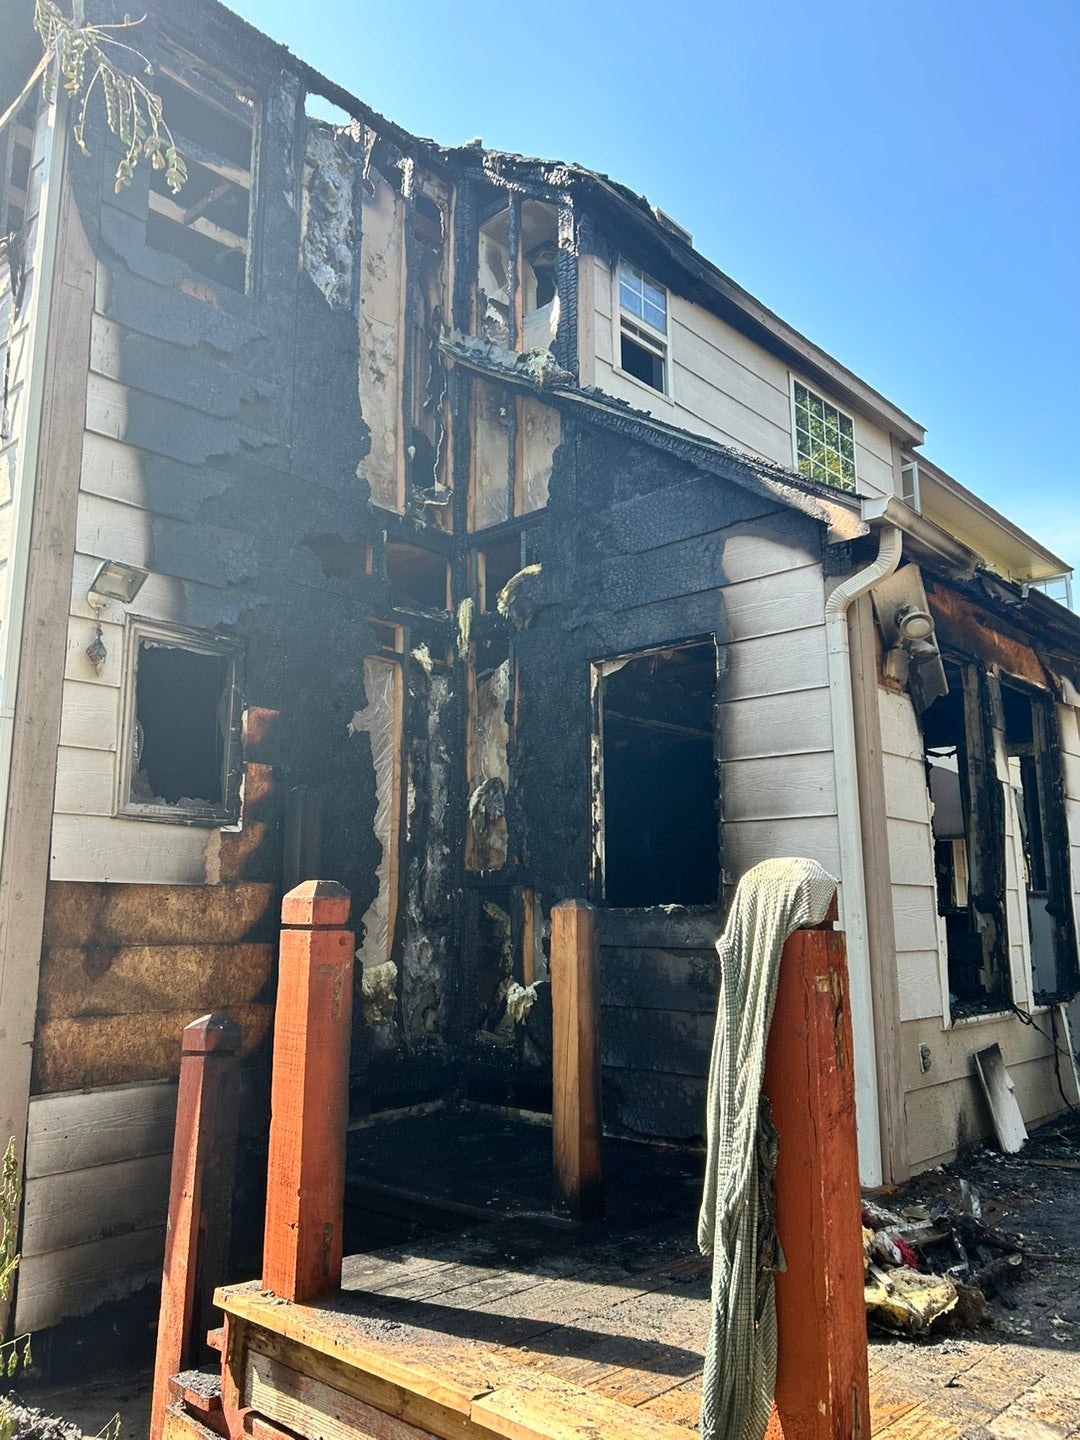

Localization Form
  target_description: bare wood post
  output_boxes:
[150,1013,241,1440]
[262,880,353,1302]
[550,899,603,1220]
[763,914,870,1440]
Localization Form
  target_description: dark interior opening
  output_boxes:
[921,660,1003,1008]
[620,331,665,392]
[146,71,253,293]
[133,642,229,807]
[479,539,521,612]
[414,193,443,248]
[387,541,449,611]
[601,640,719,907]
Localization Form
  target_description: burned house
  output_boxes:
[1,0,1079,1340]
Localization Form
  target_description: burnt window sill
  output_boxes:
[117,801,239,828]
[946,1003,1014,1029]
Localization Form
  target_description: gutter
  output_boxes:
[861,494,980,580]
[825,521,903,1187]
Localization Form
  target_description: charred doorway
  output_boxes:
[593,640,720,907]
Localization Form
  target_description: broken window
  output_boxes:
[1001,680,1078,1000]
[386,540,450,612]
[146,67,255,293]
[921,660,1008,1012]
[476,539,524,614]
[792,380,856,492]
[120,622,242,823]
[617,260,668,394]
[477,201,560,353]
[0,96,34,239]
[595,640,720,907]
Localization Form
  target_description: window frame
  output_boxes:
[116,617,244,826]
[613,259,672,399]
[144,57,257,297]
[789,376,858,492]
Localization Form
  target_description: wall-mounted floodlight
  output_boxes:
[894,604,935,644]
[84,561,148,677]
[87,560,148,609]
[870,565,948,711]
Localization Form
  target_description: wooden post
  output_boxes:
[550,899,603,1220]
[262,880,353,1302]
[763,919,870,1440]
[150,1013,241,1440]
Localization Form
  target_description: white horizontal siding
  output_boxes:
[722,815,842,879]
[716,552,839,882]
[591,254,899,497]
[53,744,116,814]
[51,812,208,884]
[878,688,947,1024]
[716,685,833,759]
[721,560,825,642]
[16,1082,178,1333]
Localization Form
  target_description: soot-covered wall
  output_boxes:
[54,0,463,1117]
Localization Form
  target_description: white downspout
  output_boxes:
[825,523,902,1186]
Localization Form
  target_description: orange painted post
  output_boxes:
[150,1013,241,1440]
[763,922,870,1440]
[262,879,353,1302]
[550,899,603,1220]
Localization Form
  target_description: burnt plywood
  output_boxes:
[42,880,276,946]
[37,942,273,1019]
[34,1003,270,1092]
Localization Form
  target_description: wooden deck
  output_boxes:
[217,1214,709,1439]
[212,1211,978,1440]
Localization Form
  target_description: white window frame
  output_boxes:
[117,617,243,825]
[789,375,858,492]
[613,259,672,399]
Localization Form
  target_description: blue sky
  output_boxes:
[227,0,1080,575]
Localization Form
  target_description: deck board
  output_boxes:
[219,1209,710,1438]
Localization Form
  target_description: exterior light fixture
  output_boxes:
[84,561,148,676]
[871,564,949,711]
[87,560,149,609]
[894,604,935,644]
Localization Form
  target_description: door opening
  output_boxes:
[596,639,719,907]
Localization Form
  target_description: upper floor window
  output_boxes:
[617,260,667,393]
[146,68,254,294]
[792,380,856,491]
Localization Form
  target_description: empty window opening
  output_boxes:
[921,660,1007,1011]
[598,640,719,907]
[476,539,522,613]
[1,96,34,238]
[620,322,665,391]
[368,618,405,656]
[123,627,241,822]
[386,541,449,612]
[1002,680,1076,999]
[146,69,254,293]
[477,200,560,352]
[414,192,443,248]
